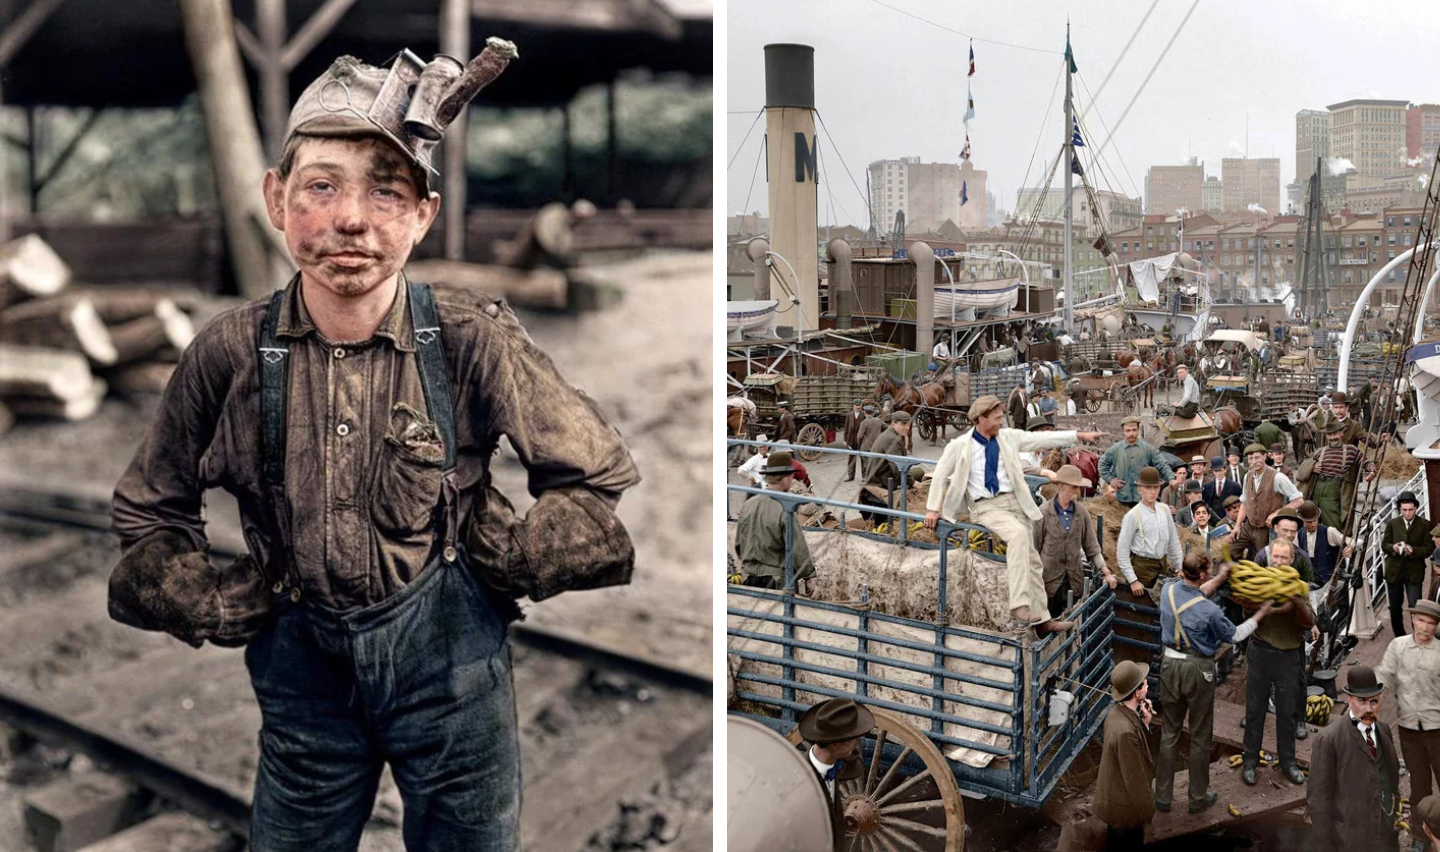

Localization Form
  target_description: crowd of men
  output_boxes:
[731,351,1440,849]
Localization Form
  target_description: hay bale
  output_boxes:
[1379,447,1421,480]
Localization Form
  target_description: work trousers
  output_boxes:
[1155,652,1216,809]
[969,492,1048,620]
[1231,520,1271,562]
[1046,576,1079,623]
[1399,727,1440,806]
[246,555,520,852]
[1389,580,1422,637]
[1243,640,1302,770]
[845,446,862,479]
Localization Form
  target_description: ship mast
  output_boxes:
[1062,22,1075,335]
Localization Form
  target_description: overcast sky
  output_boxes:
[725,0,1440,226]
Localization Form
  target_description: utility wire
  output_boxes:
[863,0,1060,55]
[1086,0,1160,106]
[815,110,875,234]
[727,109,764,170]
[1077,73,1142,202]
[1095,0,1202,161]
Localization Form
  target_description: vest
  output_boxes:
[1301,525,1339,585]
[1243,466,1283,526]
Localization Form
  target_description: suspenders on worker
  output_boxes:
[1167,581,1206,654]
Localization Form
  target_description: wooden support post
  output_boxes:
[606,79,618,205]
[560,103,572,201]
[24,107,37,214]
[34,109,101,200]
[281,0,359,70]
[178,0,291,299]
[440,0,469,261]
[255,0,287,162]
[0,0,70,67]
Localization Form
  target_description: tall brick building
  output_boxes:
[1328,98,1408,178]
[1407,103,1440,162]
[1145,161,1205,214]
[1221,158,1280,213]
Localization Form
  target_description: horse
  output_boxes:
[1148,348,1175,394]
[1114,348,1138,369]
[725,399,752,464]
[1212,406,1243,438]
[1125,362,1155,409]
[873,375,944,451]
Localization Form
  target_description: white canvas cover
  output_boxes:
[933,277,1021,317]
[727,300,779,338]
[1126,253,1182,303]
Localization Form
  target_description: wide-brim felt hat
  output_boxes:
[1408,599,1440,622]
[798,698,876,744]
[761,450,796,476]
[1136,466,1164,487]
[1111,660,1149,700]
[1027,416,1055,431]
[1341,665,1384,698]
[1055,464,1091,488]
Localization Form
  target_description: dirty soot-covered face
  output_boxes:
[266,136,439,298]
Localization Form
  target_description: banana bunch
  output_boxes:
[1227,559,1308,604]
[1306,693,1336,725]
[963,530,1006,554]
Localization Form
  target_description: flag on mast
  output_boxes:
[1065,34,1077,73]
[968,42,975,76]
[960,133,970,161]
[1071,118,1085,148]
[964,86,975,124]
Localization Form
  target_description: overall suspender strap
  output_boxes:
[407,281,458,472]
[406,281,461,549]
[1168,581,1205,652]
[259,291,288,487]
[258,290,294,586]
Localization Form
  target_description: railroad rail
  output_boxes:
[0,485,710,851]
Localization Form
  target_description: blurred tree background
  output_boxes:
[10,68,711,220]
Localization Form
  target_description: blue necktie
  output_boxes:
[974,432,1000,496]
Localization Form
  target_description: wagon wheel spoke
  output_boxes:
[864,728,890,795]
[875,768,933,807]
[881,817,950,840]
[875,823,930,852]
[871,746,913,800]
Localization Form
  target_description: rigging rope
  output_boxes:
[727,109,764,170]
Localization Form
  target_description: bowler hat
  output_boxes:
[1136,466,1164,487]
[1270,507,1300,528]
[761,450,797,476]
[1269,442,1286,454]
[1244,443,1267,456]
[1210,456,1226,471]
[968,395,1003,420]
[1055,464,1092,488]
[1110,660,1150,701]
[1408,599,1440,622]
[798,698,876,744]
[1399,491,1420,507]
[1331,390,1350,404]
[1341,665,1384,698]
[1182,479,1202,493]
[1298,501,1320,522]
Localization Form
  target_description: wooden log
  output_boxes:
[6,377,106,421]
[105,298,193,366]
[0,233,71,309]
[103,362,175,395]
[73,287,206,323]
[71,812,234,852]
[408,259,569,311]
[0,344,94,400]
[0,296,117,365]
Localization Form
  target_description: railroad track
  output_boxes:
[0,488,711,852]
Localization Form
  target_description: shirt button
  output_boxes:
[290,588,302,603]
[336,423,350,437]
[334,348,346,359]
[272,581,284,594]
[443,545,458,563]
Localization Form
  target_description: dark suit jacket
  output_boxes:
[1203,475,1242,518]
[1307,716,1400,850]
[1384,514,1435,584]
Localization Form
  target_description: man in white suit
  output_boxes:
[924,394,1106,634]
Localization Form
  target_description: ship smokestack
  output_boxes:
[763,44,819,336]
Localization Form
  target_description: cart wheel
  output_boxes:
[918,413,937,442]
[1085,397,1103,414]
[790,708,965,851]
[797,423,827,462]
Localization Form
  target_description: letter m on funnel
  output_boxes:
[795,132,818,183]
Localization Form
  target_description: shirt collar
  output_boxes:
[277,271,417,352]
[972,429,997,445]
[1054,496,1074,514]
[807,747,835,776]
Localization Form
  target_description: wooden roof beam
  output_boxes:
[0,0,71,68]
[280,0,359,71]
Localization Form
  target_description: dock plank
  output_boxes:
[1192,697,1315,767]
